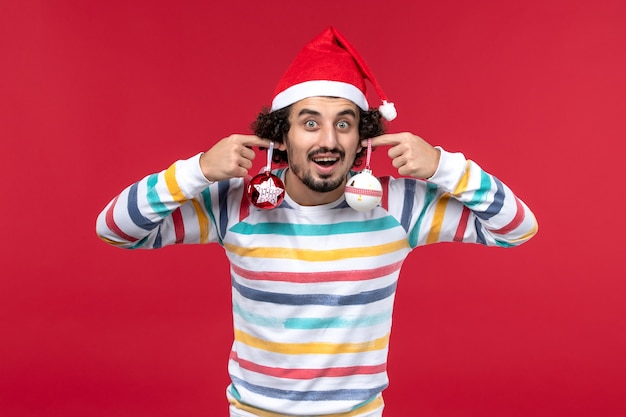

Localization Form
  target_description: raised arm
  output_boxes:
[95,135,273,249]
[370,133,538,248]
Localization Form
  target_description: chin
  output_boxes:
[305,175,345,193]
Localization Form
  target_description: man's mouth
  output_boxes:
[312,156,339,167]
[309,149,344,169]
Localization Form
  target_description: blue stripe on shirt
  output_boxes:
[218,181,230,239]
[230,376,387,402]
[128,183,159,230]
[400,179,416,232]
[473,175,505,221]
[232,278,397,306]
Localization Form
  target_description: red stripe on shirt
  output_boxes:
[105,196,138,242]
[489,197,524,234]
[380,176,389,211]
[172,208,185,243]
[230,352,386,379]
[453,205,471,242]
[231,260,403,283]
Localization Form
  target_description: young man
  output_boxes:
[97,27,538,417]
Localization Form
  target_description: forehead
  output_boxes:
[290,96,359,115]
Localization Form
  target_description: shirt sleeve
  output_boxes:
[387,147,538,248]
[95,153,242,249]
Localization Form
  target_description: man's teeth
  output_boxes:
[313,157,337,162]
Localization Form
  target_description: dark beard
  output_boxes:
[300,173,346,193]
[290,147,350,193]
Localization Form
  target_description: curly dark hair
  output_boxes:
[251,105,387,166]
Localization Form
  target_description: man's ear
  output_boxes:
[276,139,287,151]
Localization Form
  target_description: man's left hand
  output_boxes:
[366,133,441,179]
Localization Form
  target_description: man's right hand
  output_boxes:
[199,135,276,182]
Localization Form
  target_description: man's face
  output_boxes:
[283,96,362,206]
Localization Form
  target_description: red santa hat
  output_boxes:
[270,26,397,121]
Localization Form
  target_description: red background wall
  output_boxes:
[1,0,625,416]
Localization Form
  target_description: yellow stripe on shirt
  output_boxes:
[426,194,452,244]
[507,220,539,244]
[191,199,209,243]
[453,160,472,195]
[98,236,128,246]
[235,329,390,355]
[224,239,409,261]
[164,163,187,203]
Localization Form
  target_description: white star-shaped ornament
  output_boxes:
[254,177,284,205]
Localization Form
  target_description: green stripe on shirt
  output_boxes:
[230,216,400,236]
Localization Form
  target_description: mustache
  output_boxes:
[307,148,345,160]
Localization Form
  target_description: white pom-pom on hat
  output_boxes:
[378,100,397,121]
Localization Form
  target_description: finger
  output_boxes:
[391,155,406,170]
[240,146,257,161]
[387,144,405,159]
[233,166,249,178]
[366,134,401,149]
[397,165,412,177]
[239,135,274,149]
[239,156,253,170]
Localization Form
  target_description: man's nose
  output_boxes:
[319,125,338,148]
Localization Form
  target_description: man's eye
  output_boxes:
[337,121,349,129]
[305,120,317,128]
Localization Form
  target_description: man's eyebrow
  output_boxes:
[337,109,357,118]
[297,108,357,117]
[297,109,321,117]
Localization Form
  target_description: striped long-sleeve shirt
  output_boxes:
[96,148,537,417]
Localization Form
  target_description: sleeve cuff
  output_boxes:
[175,152,215,197]
[427,146,468,193]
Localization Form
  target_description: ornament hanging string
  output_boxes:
[265,141,274,172]
[365,138,373,170]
